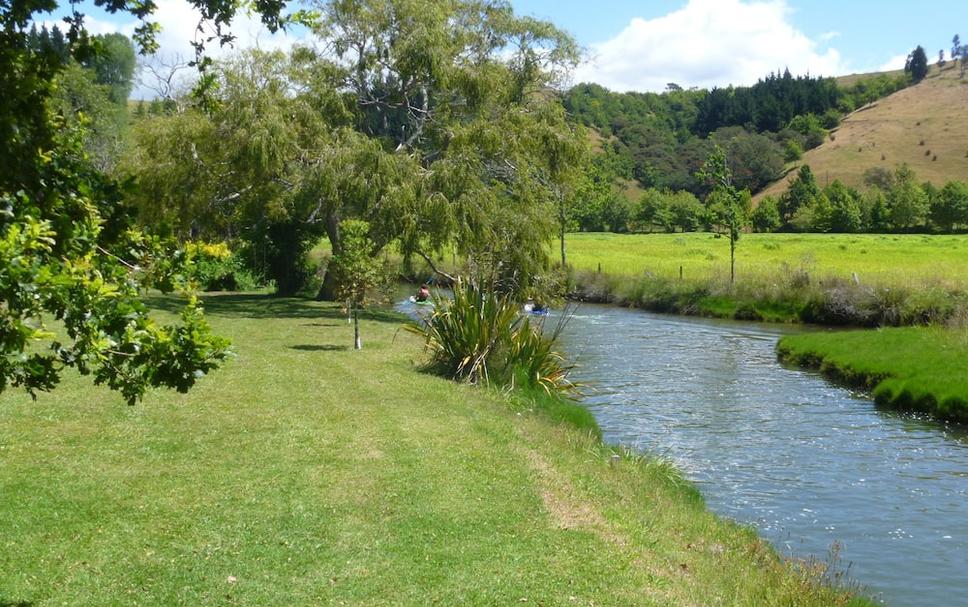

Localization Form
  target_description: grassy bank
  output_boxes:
[778,327,968,423]
[0,293,870,606]
[566,232,968,326]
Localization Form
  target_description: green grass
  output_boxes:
[565,232,968,289]
[0,293,871,606]
[565,232,968,326]
[778,327,968,422]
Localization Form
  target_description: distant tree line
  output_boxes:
[755,165,968,234]
[567,162,968,236]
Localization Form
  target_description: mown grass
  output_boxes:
[778,326,968,423]
[0,293,871,606]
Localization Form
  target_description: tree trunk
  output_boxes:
[316,211,342,301]
[730,234,736,285]
[353,307,361,350]
[558,191,567,268]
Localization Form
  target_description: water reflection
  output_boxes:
[559,305,968,607]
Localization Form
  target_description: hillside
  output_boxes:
[758,65,968,200]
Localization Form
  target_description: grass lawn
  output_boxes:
[0,293,868,606]
[778,327,968,422]
[565,232,968,289]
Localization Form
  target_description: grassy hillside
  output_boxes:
[0,294,869,606]
[759,64,968,200]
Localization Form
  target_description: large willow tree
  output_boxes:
[128,0,586,296]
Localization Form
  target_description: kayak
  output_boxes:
[409,296,434,306]
[522,302,549,316]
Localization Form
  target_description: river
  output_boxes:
[556,304,968,606]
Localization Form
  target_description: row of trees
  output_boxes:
[568,163,968,236]
[758,165,968,234]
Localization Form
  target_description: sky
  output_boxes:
[38,0,968,97]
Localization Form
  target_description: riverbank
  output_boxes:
[0,293,870,606]
[566,232,968,327]
[778,327,968,423]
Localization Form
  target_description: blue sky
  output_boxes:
[512,0,965,74]
[42,0,968,95]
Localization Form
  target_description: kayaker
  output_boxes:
[415,284,431,302]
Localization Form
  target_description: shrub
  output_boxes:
[187,241,260,291]
[407,280,577,394]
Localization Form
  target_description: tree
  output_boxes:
[905,46,929,83]
[824,181,863,233]
[697,146,749,284]
[780,165,822,226]
[636,190,673,233]
[81,33,136,105]
[0,0,251,401]
[751,196,782,232]
[329,220,383,350]
[129,2,582,299]
[887,165,929,231]
[931,181,968,232]
[939,49,946,70]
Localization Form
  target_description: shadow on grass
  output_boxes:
[290,344,350,352]
[0,601,34,607]
[142,293,407,324]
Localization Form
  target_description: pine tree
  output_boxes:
[905,46,929,83]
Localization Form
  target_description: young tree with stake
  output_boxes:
[697,147,750,286]
[329,220,382,350]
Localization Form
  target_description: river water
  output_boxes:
[556,305,968,607]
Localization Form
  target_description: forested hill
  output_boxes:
[758,64,968,200]
[563,69,908,197]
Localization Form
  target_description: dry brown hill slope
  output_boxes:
[757,65,968,201]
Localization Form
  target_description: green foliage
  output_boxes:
[0,0,245,402]
[824,181,863,233]
[787,113,827,149]
[129,2,583,298]
[697,146,750,283]
[905,45,930,83]
[783,138,804,162]
[635,189,705,233]
[780,165,823,226]
[186,242,260,291]
[887,164,930,230]
[407,280,576,394]
[751,196,782,232]
[930,181,968,232]
[51,60,129,172]
[80,33,136,105]
[328,220,381,308]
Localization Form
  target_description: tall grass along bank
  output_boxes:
[0,293,871,606]
[566,232,968,326]
[778,327,968,423]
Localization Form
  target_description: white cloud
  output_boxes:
[572,0,850,92]
[878,53,909,72]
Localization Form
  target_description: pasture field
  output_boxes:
[778,327,968,423]
[0,294,868,606]
[565,232,968,289]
